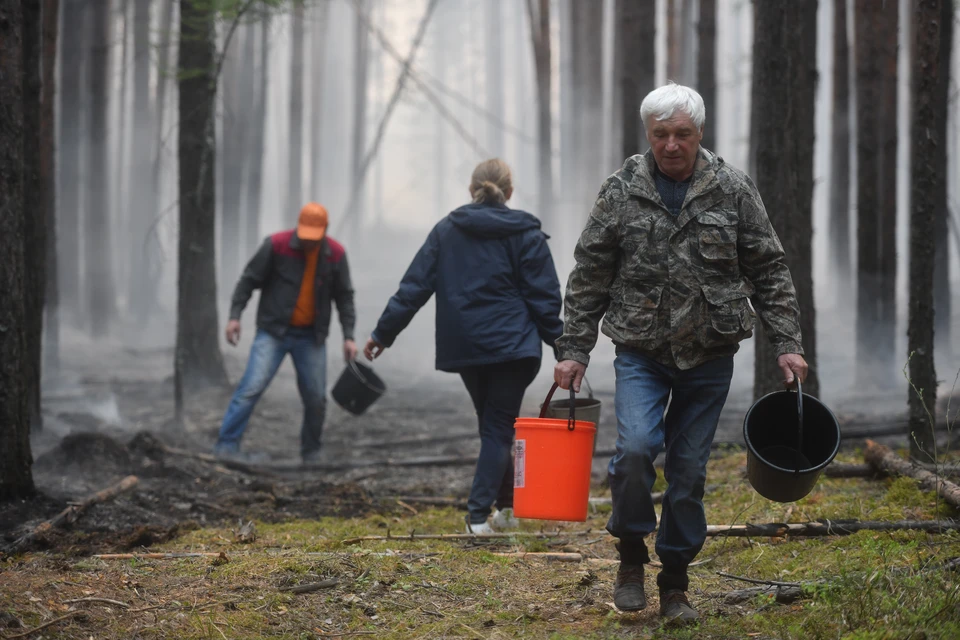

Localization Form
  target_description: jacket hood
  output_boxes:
[449,203,543,239]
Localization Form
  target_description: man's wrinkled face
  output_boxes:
[645,112,703,181]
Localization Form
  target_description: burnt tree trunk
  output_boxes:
[0,0,34,500]
[85,0,115,337]
[752,0,819,399]
[527,0,553,225]
[876,0,899,384]
[616,0,656,159]
[697,0,717,151]
[854,0,885,388]
[244,16,270,255]
[57,0,85,318]
[175,0,228,413]
[572,0,604,198]
[41,0,59,374]
[907,0,942,463]
[219,24,244,293]
[148,0,174,313]
[23,0,43,432]
[127,0,153,319]
[933,0,953,356]
[287,2,305,215]
[830,0,852,294]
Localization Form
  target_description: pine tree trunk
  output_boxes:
[42,0,60,374]
[575,0,604,198]
[113,1,129,290]
[527,0,553,225]
[616,0,655,160]
[907,0,942,463]
[933,0,953,356]
[349,0,369,227]
[244,17,269,255]
[57,0,85,319]
[830,0,852,294]
[22,0,43,433]
[287,3,305,215]
[149,0,174,313]
[127,0,153,319]
[219,24,244,294]
[751,0,819,399]
[309,3,330,194]
[175,0,228,410]
[86,0,115,337]
[486,0,504,156]
[697,0,717,151]
[876,0,899,384]
[0,0,34,500]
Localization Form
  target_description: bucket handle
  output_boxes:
[794,378,804,474]
[539,382,578,431]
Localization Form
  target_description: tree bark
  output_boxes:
[854,0,885,388]
[57,0,85,319]
[830,0,852,294]
[127,0,154,320]
[567,0,604,202]
[41,0,59,375]
[616,0,655,160]
[933,0,953,356]
[22,0,43,433]
[219,23,244,294]
[486,0,504,156]
[175,0,228,408]
[697,0,717,151]
[349,0,370,229]
[751,1,820,399]
[244,16,270,255]
[527,0,553,226]
[149,0,175,313]
[907,0,942,463]
[0,0,34,500]
[309,3,330,195]
[867,440,957,504]
[286,2,305,216]
[85,0,115,337]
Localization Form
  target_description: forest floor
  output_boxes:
[1,333,959,638]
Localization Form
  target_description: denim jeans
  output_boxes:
[215,327,327,457]
[459,357,541,524]
[606,349,733,591]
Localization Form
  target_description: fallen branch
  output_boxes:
[279,578,339,594]
[342,530,602,544]
[61,597,130,608]
[717,571,801,588]
[92,552,225,560]
[5,476,139,554]
[864,440,960,508]
[492,552,582,562]
[723,584,807,605]
[705,519,960,537]
[3,611,86,639]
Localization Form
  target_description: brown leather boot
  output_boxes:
[659,589,699,625]
[613,563,647,611]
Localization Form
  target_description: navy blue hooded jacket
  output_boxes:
[372,203,564,372]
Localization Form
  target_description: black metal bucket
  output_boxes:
[540,377,602,453]
[743,379,841,503]
[331,361,386,415]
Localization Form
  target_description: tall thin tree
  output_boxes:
[220,23,244,292]
[309,2,330,194]
[907,0,942,463]
[697,0,717,151]
[287,2,305,216]
[244,16,270,255]
[486,0,504,156]
[616,0,656,160]
[830,0,852,295]
[751,0,819,399]
[42,0,60,373]
[85,0,115,336]
[933,0,953,357]
[526,0,553,225]
[349,0,370,227]
[175,0,228,416]
[0,0,34,500]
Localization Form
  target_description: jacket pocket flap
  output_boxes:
[701,283,751,306]
[697,211,737,227]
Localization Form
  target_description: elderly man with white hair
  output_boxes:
[554,83,809,624]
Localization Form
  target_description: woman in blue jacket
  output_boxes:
[364,159,564,534]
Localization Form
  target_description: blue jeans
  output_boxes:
[459,357,541,524]
[215,328,328,457]
[607,349,733,592]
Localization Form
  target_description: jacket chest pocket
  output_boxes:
[622,212,668,278]
[696,211,739,266]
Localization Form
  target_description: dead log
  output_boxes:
[4,475,139,555]
[342,530,603,544]
[92,552,224,560]
[492,552,582,562]
[723,585,807,605]
[864,439,960,508]
[278,578,339,594]
[705,519,960,537]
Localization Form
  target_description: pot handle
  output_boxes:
[795,378,804,474]
[539,381,578,431]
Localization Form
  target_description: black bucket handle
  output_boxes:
[794,378,804,474]
[540,381,578,431]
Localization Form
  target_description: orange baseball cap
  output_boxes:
[297,203,328,241]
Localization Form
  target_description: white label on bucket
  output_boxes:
[514,439,525,488]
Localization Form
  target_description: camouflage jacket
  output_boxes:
[555,149,803,370]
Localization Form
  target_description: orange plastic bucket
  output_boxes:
[513,383,596,522]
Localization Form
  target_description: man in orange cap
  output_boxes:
[214,203,357,463]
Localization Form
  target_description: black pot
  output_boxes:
[743,379,841,503]
[332,361,386,415]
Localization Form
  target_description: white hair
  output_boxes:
[640,83,706,131]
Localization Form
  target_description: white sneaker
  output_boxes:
[491,508,520,531]
[465,516,496,534]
